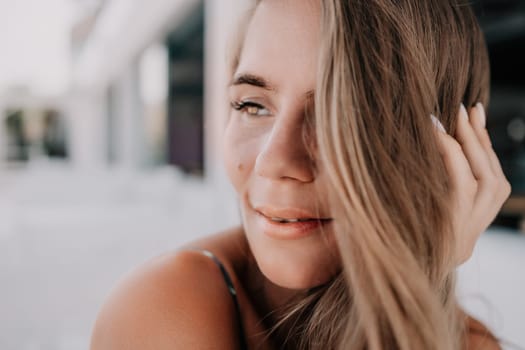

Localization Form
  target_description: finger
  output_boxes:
[434,127,478,197]
[469,104,512,203]
[463,104,512,234]
[454,104,496,185]
[469,103,506,178]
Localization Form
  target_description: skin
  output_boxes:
[90,0,510,349]
[223,0,339,291]
[437,103,511,265]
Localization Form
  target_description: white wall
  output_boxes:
[66,89,107,169]
[113,62,146,169]
[0,0,72,97]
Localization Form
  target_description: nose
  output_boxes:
[254,112,316,183]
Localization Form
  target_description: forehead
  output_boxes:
[236,0,321,93]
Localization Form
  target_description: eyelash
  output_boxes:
[231,100,271,117]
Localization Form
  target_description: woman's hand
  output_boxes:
[433,103,512,266]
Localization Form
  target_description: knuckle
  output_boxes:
[493,179,512,203]
[501,179,512,197]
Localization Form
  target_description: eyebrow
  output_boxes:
[230,73,276,91]
[230,72,315,99]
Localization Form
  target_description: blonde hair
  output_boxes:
[230,0,490,349]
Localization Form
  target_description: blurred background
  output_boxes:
[0,0,524,349]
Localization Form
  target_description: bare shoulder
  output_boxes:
[463,312,502,350]
[90,237,244,350]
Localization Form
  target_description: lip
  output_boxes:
[253,206,333,240]
[254,206,331,221]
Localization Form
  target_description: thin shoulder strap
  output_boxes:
[195,249,249,350]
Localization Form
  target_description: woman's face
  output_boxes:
[224,0,339,289]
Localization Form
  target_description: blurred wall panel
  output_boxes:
[166,4,204,174]
[67,89,106,169]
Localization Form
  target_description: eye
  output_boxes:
[231,100,272,117]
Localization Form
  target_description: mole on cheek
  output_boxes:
[237,163,244,171]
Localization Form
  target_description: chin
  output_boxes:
[243,216,340,290]
[256,252,339,290]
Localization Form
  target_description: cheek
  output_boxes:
[222,121,259,193]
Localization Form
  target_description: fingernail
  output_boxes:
[430,114,446,133]
[476,102,486,128]
[460,103,468,121]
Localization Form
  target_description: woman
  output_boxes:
[90,0,511,349]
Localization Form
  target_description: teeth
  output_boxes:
[270,217,312,223]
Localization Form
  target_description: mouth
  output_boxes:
[255,206,332,222]
[253,206,333,239]
[268,217,321,223]
[266,217,333,224]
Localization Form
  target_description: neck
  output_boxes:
[243,250,304,324]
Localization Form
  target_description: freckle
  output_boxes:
[237,163,244,171]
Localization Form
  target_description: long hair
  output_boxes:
[230,1,490,349]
